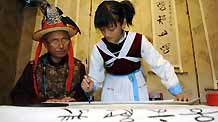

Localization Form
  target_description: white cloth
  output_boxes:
[89,32,180,102]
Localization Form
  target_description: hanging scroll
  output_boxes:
[151,0,183,72]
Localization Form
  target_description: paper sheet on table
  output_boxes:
[68,98,200,105]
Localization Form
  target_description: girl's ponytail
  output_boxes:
[94,0,135,28]
[120,0,135,26]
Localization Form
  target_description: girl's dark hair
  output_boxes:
[94,0,135,28]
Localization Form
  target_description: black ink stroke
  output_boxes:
[58,108,88,121]
[180,108,218,122]
[104,109,134,122]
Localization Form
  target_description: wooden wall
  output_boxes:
[199,0,218,89]
[0,0,37,104]
[187,0,217,102]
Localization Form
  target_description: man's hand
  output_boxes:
[175,93,191,102]
[81,75,94,93]
[45,97,76,103]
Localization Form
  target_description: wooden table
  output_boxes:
[0,101,218,122]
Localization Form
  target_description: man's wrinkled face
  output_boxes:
[43,30,70,60]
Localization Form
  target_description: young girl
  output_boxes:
[81,0,190,102]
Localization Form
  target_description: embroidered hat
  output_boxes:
[32,5,80,41]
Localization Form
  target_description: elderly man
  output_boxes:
[10,6,88,105]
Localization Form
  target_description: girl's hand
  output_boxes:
[175,93,191,102]
[81,75,94,93]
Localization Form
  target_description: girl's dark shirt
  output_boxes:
[98,32,142,75]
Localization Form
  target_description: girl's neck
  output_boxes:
[117,31,126,44]
[114,31,126,44]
